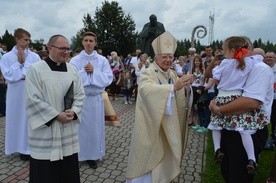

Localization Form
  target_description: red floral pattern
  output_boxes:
[210,95,269,130]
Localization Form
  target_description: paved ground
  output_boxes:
[0,98,207,183]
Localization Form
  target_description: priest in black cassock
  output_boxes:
[25,35,85,183]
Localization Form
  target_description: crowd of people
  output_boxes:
[0,27,276,183]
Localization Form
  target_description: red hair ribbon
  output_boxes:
[234,48,249,62]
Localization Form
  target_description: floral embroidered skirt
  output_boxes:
[209,94,269,131]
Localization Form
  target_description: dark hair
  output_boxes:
[205,45,212,49]
[47,34,67,46]
[137,52,145,59]
[204,54,223,79]
[191,55,204,74]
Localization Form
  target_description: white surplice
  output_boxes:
[0,46,40,155]
[25,60,85,161]
[70,50,113,161]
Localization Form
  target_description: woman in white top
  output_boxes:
[135,53,148,86]
[174,55,186,77]
[109,51,124,100]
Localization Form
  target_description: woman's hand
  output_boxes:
[209,100,221,116]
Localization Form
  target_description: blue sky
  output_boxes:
[1,0,275,46]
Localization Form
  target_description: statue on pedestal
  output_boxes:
[139,14,165,58]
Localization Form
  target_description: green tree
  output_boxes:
[265,40,276,52]
[175,39,192,57]
[71,13,94,52]
[211,40,223,51]
[71,1,138,57]
[32,38,45,51]
[1,30,15,51]
[253,40,259,48]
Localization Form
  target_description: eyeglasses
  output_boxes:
[51,45,71,52]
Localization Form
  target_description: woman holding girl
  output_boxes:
[208,36,269,175]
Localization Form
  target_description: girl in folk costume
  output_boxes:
[189,55,204,126]
[192,58,217,133]
[208,36,269,175]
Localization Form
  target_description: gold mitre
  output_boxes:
[151,31,177,55]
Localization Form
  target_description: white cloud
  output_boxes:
[1,0,276,48]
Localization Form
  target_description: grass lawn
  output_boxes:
[201,131,275,183]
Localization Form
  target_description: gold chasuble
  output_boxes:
[126,62,189,183]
